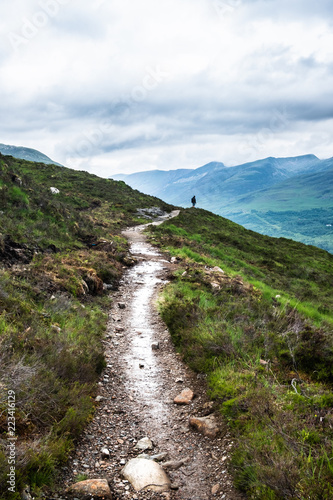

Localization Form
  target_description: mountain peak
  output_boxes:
[0,143,62,166]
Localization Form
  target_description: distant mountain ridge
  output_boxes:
[112,155,327,208]
[0,143,62,166]
[111,154,333,252]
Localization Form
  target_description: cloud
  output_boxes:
[0,0,333,175]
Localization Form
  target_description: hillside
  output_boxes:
[1,154,333,499]
[227,167,333,253]
[147,208,333,499]
[0,153,174,499]
[111,155,333,252]
[0,143,62,166]
[233,166,333,212]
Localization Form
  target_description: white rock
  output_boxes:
[101,447,110,458]
[50,187,60,194]
[122,458,171,492]
[135,437,153,451]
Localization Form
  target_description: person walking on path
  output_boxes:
[191,195,196,207]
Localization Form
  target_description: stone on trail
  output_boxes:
[122,458,171,492]
[118,302,126,309]
[174,388,194,405]
[151,342,160,350]
[135,436,153,451]
[151,452,169,462]
[212,483,220,494]
[137,452,169,462]
[189,415,220,439]
[101,447,110,458]
[162,458,189,470]
[66,478,112,499]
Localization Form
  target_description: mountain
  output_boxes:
[111,154,326,208]
[222,165,333,253]
[0,142,62,165]
[230,166,333,212]
[111,154,333,252]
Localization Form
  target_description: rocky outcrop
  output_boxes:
[81,270,104,295]
[136,207,166,219]
[0,235,34,266]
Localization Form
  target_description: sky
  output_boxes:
[1,0,333,177]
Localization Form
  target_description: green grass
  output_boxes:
[149,207,333,499]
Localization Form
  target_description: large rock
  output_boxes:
[66,479,112,499]
[189,415,220,439]
[122,458,171,492]
[174,388,194,405]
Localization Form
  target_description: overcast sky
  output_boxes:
[1,0,333,177]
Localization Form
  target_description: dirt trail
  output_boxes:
[63,212,244,500]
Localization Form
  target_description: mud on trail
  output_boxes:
[63,212,244,500]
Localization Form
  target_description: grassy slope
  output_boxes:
[148,208,333,499]
[0,154,174,499]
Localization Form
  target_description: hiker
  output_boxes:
[191,195,196,207]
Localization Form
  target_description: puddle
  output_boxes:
[118,212,181,426]
[130,242,160,256]
[122,240,169,422]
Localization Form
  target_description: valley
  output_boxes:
[112,155,333,253]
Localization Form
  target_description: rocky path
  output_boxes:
[62,212,244,500]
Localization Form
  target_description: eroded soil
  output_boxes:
[62,213,244,500]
